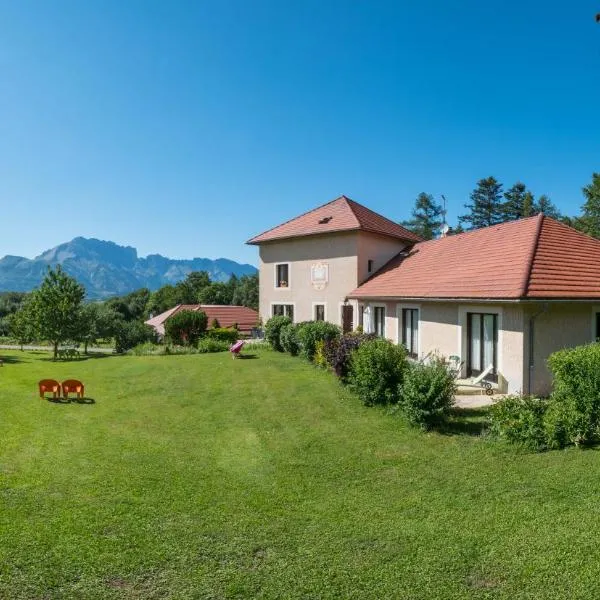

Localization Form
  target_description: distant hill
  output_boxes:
[0,237,257,299]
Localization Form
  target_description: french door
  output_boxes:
[467,313,498,382]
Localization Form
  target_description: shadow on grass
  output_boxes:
[237,354,259,360]
[46,396,96,405]
[0,355,26,364]
[39,352,114,363]
[436,407,490,437]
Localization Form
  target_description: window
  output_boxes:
[272,304,294,321]
[374,306,385,337]
[275,264,289,288]
[402,308,419,358]
[467,312,498,382]
[367,259,374,273]
[314,304,325,321]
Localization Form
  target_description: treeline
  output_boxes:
[2,269,258,354]
[402,172,600,240]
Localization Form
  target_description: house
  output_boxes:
[145,304,259,338]
[248,196,600,396]
[247,195,421,330]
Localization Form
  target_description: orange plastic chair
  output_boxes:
[38,379,61,399]
[62,379,85,400]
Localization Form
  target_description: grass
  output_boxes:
[1,349,600,599]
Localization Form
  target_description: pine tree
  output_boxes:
[578,173,600,238]
[534,194,561,219]
[522,192,535,217]
[502,182,529,220]
[459,177,504,230]
[401,192,444,240]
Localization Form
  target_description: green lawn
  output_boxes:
[1,349,600,599]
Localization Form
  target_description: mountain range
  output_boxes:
[0,237,257,299]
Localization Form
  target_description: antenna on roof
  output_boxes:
[440,195,449,238]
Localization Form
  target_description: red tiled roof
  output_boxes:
[247,195,422,244]
[145,305,259,336]
[349,215,600,300]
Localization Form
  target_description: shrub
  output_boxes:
[197,338,230,353]
[313,340,328,369]
[207,327,239,343]
[264,316,291,352]
[165,310,207,346]
[348,338,407,406]
[488,395,549,449]
[544,343,600,447]
[324,332,377,381]
[399,356,457,428]
[280,322,300,356]
[210,318,221,329]
[296,321,341,362]
[129,342,163,356]
[114,320,157,353]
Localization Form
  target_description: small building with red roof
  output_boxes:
[145,304,259,338]
[249,197,600,396]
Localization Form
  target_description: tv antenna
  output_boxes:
[440,194,449,237]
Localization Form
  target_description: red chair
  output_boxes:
[62,379,85,400]
[38,379,61,399]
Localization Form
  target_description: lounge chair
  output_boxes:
[38,379,61,400]
[230,340,244,359]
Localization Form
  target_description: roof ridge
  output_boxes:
[344,197,423,242]
[246,195,349,243]
[519,213,545,297]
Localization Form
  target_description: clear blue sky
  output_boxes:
[1,0,598,266]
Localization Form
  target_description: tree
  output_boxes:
[197,282,233,305]
[401,193,444,240]
[502,182,530,221]
[164,310,207,346]
[77,303,120,353]
[574,173,600,239]
[534,194,561,219]
[460,177,504,230]
[9,300,36,350]
[113,319,157,353]
[522,191,535,218]
[28,266,85,359]
[231,274,259,310]
[146,285,179,317]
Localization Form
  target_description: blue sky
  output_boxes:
[0,1,598,266]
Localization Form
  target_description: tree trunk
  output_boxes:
[53,341,58,361]
[84,340,89,355]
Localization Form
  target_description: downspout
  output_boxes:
[527,303,549,395]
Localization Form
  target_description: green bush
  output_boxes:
[546,343,600,447]
[207,327,239,343]
[165,310,207,346]
[264,316,291,352]
[114,320,157,353]
[324,332,378,381]
[348,338,407,406]
[399,356,456,428]
[197,338,230,353]
[488,395,549,450]
[280,322,300,356]
[313,340,328,369]
[296,321,341,362]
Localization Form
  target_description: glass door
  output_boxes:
[467,313,497,382]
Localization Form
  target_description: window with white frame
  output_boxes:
[275,263,289,288]
[402,308,419,358]
[272,304,294,320]
[374,306,385,337]
[314,304,325,321]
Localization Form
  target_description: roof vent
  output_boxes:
[318,216,332,224]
